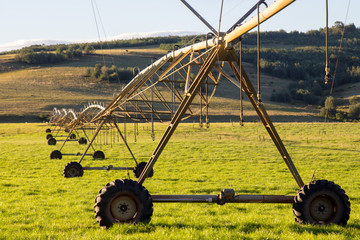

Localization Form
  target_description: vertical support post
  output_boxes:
[205,76,209,128]
[150,68,155,141]
[256,3,262,103]
[239,38,244,126]
[124,102,127,143]
[199,86,203,127]
[185,51,194,94]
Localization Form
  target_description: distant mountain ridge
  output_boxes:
[0,30,201,53]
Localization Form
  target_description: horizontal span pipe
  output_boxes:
[224,0,296,44]
[152,194,294,203]
[62,153,92,156]
[83,166,133,171]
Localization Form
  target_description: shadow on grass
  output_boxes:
[289,223,356,235]
[153,221,274,233]
[110,221,359,236]
[347,223,360,230]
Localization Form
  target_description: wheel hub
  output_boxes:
[111,195,137,222]
[68,167,79,177]
[310,195,335,222]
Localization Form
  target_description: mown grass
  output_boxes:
[0,122,359,239]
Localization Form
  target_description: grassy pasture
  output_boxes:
[0,47,165,120]
[0,122,359,239]
[0,47,320,122]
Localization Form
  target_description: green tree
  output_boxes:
[324,96,337,117]
[84,44,95,55]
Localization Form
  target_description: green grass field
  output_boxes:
[1,122,359,239]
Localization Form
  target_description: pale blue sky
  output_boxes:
[0,0,357,51]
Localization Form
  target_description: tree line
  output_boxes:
[11,22,360,109]
[85,64,138,83]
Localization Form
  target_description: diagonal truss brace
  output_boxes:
[137,46,221,184]
[138,46,304,188]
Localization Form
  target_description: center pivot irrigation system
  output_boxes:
[62,0,351,228]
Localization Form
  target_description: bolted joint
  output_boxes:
[217,189,235,205]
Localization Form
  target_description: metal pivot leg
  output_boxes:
[78,120,106,164]
[228,56,304,188]
[138,46,221,184]
[113,120,138,165]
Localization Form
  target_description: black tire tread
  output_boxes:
[50,150,62,159]
[63,162,84,178]
[293,179,350,225]
[133,162,154,178]
[94,178,153,228]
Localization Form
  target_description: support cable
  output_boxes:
[90,0,107,69]
[324,0,330,84]
[324,0,350,122]
[330,0,351,95]
[218,0,225,38]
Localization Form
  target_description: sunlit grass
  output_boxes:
[0,122,359,239]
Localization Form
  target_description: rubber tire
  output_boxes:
[46,134,53,140]
[46,128,51,133]
[70,133,76,140]
[47,137,57,146]
[78,137,87,145]
[133,162,154,178]
[293,180,350,226]
[50,150,62,159]
[93,151,105,160]
[94,179,153,228]
[63,162,84,178]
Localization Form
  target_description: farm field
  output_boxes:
[0,122,359,239]
[0,47,320,123]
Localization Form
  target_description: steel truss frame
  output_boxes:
[136,44,304,204]
[90,0,351,228]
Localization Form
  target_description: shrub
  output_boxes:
[349,96,359,105]
[336,112,345,121]
[85,64,136,83]
[349,103,360,119]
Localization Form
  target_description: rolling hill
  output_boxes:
[0,25,359,123]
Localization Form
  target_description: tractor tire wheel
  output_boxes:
[64,128,70,133]
[94,179,153,228]
[93,151,105,160]
[293,180,350,226]
[78,137,87,145]
[46,128,51,133]
[133,162,154,178]
[46,134,53,140]
[63,162,83,178]
[47,137,57,146]
[50,150,62,159]
[70,133,76,140]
